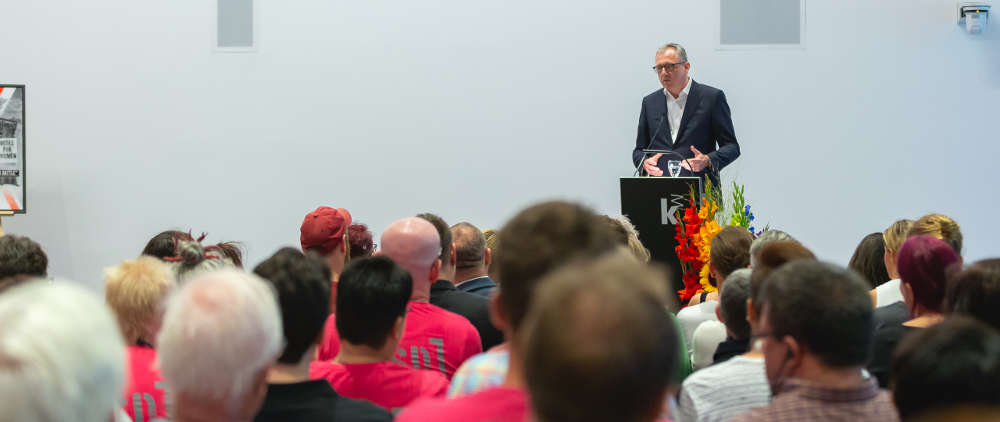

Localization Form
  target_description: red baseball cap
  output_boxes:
[300,206,353,255]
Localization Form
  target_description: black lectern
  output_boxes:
[620,177,702,295]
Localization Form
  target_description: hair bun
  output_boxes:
[176,240,206,267]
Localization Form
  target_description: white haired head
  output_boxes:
[156,269,283,412]
[0,280,126,422]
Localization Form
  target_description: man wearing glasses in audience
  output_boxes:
[632,43,740,186]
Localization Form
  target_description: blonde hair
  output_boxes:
[612,216,651,263]
[883,219,915,253]
[908,214,963,254]
[105,256,176,343]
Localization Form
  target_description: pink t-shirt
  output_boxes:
[310,360,448,411]
[317,301,482,379]
[396,386,529,422]
[122,346,168,422]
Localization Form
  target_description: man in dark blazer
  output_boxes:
[632,43,740,187]
[450,222,497,298]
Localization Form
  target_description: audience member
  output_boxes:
[300,206,352,312]
[216,241,245,268]
[252,248,391,421]
[157,269,284,422]
[849,232,890,289]
[747,229,795,268]
[164,237,236,283]
[451,222,497,297]
[141,229,188,259]
[907,213,962,254]
[731,261,898,422]
[871,219,914,307]
[0,281,126,422]
[317,217,482,379]
[678,269,770,422]
[311,256,449,411]
[679,226,753,361]
[868,235,961,387]
[347,223,376,260]
[947,258,1000,330]
[0,233,47,293]
[890,317,1000,422]
[104,256,176,421]
[420,213,503,351]
[608,215,652,263]
[747,241,815,324]
[523,251,678,422]
[402,200,616,419]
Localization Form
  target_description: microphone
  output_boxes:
[633,113,668,177]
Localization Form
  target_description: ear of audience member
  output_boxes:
[310,256,449,411]
[253,248,391,421]
[729,261,897,422]
[522,251,677,422]
[849,232,891,289]
[946,258,1000,331]
[157,269,283,421]
[907,213,962,255]
[419,213,504,351]
[747,241,815,323]
[0,281,126,422]
[317,217,483,380]
[0,234,48,293]
[104,256,176,421]
[400,201,618,419]
[890,317,1000,422]
[747,229,796,268]
[347,223,376,260]
[451,221,497,297]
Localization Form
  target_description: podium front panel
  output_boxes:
[620,177,702,296]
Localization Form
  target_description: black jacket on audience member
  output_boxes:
[867,301,916,388]
[430,280,504,351]
[712,336,750,365]
[254,380,392,422]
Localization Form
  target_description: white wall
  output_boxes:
[1,0,997,289]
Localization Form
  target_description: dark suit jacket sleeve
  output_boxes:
[633,98,650,168]
[707,90,740,171]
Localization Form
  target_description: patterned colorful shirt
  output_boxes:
[447,348,509,397]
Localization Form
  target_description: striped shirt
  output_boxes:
[727,378,899,422]
[677,356,770,422]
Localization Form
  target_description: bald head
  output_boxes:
[381,218,442,294]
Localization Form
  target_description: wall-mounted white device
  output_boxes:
[958,2,991,34]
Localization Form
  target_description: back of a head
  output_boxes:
[710,226,754,281]
[416,213,452,265]
[380,217,441,281]
[104,256,176,344]
[761,260,874,368]
[848,232,891,288]
[335,256,412,348]
[947,258,1000,331]
[898,235,962,313]
[608,215,651,263]
[0,281,125,422]
[883,219,915,254]
[141,230,189,259]
[157,269,283,403]
[348,223,376,260]
[451,222,487,270]
[891,316,1000,421]
[496,201,617,331]
[749,241,815,315]
[719,268,753,341]
[0,234,47,292]
[907,213,962,255]
[253,248,331,364]
[165,238,236,284]
[748,229,795,268]
[523,251,676,422]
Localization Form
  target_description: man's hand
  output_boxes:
[680,147,711,172]
[643,153,664,176]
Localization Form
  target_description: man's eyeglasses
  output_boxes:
[652,61,687,73]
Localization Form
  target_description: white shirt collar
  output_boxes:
[664,77,692,100]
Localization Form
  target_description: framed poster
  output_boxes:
[0,85,25,213]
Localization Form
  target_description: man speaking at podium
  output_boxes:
[632,43,740,186]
